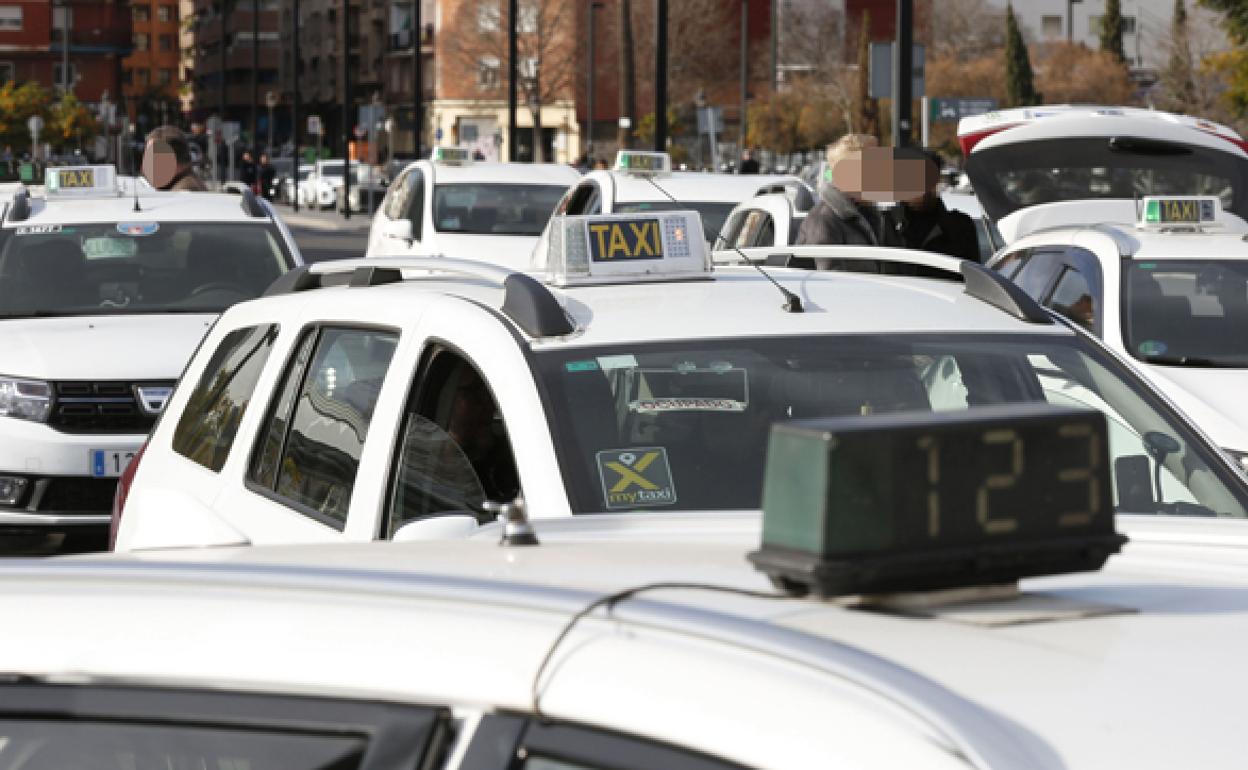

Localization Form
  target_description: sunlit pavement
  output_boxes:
[279,205,370,263]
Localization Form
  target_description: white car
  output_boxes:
[0,165,302,554]
[367,146,580,270]
[13,413,1248,769]
[534,151,799,260]
[960,105,1248,462]
[292,163,338,210]
[112,210,1248,552]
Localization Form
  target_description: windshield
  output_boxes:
[615,200,734,247]
[1125,259,1248,367]
[0,222,293,317]
[537,334,1248,517]
[967,137,1248,223]
[432,183,566,235]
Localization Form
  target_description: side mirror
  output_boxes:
[392,514,479,542]
[382,218,414,244]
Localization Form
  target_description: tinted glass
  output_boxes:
[995,250,1026,279]
[1048,267,1096,331]
[264,328,398,525]
[537,335,1248,517]
[0,223,292,318]
[614,201,734,247]
[432,183,567,235]
[251,329,317,490]
[0,720,365,770]
[1124,259,1248,366]
[1014,252,1060,299]
[172,325,279,472]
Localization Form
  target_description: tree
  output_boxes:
[931,0,1006,62]
[1199,0,1248,117]
[48,93,99,151]
[927,50,1007,155]
[1004,4,1039,108]
[1099,0,1127,64]
[0,81,52,156]
[853,12,879,138]
[1158,0,1198,111]
[1035,43,1135,106]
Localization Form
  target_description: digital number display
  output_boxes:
[751,404,1126,596]
[586,218,665,261]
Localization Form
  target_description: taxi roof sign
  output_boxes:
[44,165,118,196]
[613,150,672,175]
[431,146,473,165]
[544,211,710,287]
[1139,195,1220,228]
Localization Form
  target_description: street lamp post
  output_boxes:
[56,0,71,96]
[586,1,601,161]
[265,90,278,155]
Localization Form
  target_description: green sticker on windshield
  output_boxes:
[1139,262,1157,270]
[1138,340,1168,356]
[566,360,600,372]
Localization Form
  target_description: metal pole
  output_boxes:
[920,95,929,147]
[738,0,747,169]
[508,0,519,161]
[341,0,351,217]
[413,0,423,158]
[770,0,778,92]
[654,0,667,152]
[1067,0,1073,42]
[892,0,913,147]
[291,0,300,211]
[220,0,227,142]
[60,0,70,95]
[252,0,259,150]
[586,1,596,159]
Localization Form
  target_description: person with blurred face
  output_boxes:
[795,133,885,246]
[882,148,979,261]
[142,126,207,191]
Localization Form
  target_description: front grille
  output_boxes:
[36,477,117,514]
[49,380,174,434]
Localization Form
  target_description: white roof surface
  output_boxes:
[592,170,800,205]
[416,159,581,186]
[3,190,275,226]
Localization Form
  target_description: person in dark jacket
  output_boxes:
[796,133,884,248]
[882,148,979,261]
[258,153,277,200]
[240,151,258,191]
[142,126,208,191]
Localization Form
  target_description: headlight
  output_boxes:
[1224,448,1248,473]
[0,377,52,422]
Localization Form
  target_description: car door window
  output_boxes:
[384,348,518,537]
[172,324,280,472]
[1013,251,1062,299]
[1047,266,1096,331]
[994,250,1027,279]
[565,183,601,215]
[404,169,425,240]
[249,326,399,528]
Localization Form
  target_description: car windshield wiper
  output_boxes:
[1142,354,1234,367]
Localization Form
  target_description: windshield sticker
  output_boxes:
[1138,262,1157,270]
[565,360,600,373]
[630,397,746,413]
[14,224,61,236]
[1138,340,1168,356]
[597,354,639,370]
[596,447,677,510]
[117,222,159,237]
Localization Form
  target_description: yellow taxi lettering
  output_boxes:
[607,224,631,258]
[628,221,657,256]
[589,224,613,257]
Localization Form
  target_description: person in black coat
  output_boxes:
[882,149,979,262]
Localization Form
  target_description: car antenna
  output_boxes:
[130,142,142,212]
[640,175,803,313]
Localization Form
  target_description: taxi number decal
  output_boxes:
[57,168,96,188]
[117,222,160,237]
[587,219,664,262]
[15,225,61,236]
[596,447,677,510]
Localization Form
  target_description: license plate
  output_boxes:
[90,449,136,478]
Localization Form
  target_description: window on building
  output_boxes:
[0,62,12,83]
[159,34,174,52]
[0,5,21,30]
[52,63,77,88]
[477,2,500,32]
[136,69,150,87]
[519,56,537,80]
[135,33,149,51]
[518,1,537,34]
[134,6,150,23]
[1041,15,1062,38]
[1124,16,1136,34]
[158,68,172,85]
[478,55,500,88]
[158,5,173,23]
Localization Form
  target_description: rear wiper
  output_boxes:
[1108,136,1193,156]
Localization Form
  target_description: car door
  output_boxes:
[371,168,425,256]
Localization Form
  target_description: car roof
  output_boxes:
[414,159,581,186]
[1016,220,1248,263]
[2,190,272,227]
[585,170,801,205]
[259,259,1071,349]
[37,513,1248,769]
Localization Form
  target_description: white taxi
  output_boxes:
[366,146,580,269]
[112,210,1248,552]
[0,165,302,554]
[13,408,1248,768]
[535,151,799,256]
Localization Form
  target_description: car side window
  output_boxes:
[404,169,425,240]
[1013,251,1062,300]
[383,171,409,219]
[717,210,746,248]
[565,183,601,215]
[734,210,773,248]
[249,326,399,528]
[1048,266,1096,331]
[171,324,280,473]
[994,250,1027,279]
[384,348,518,537]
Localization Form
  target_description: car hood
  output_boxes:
[1141,364,1248,451]
[430,232,542,271]
[0,314,215,381]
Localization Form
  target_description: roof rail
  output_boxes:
[264,257,577,338]
[239,187,268,218]
[717,245,965,280]
[960,261,1053,324]
[7,188,30,222]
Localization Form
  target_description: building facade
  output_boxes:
[189,0,282,145]
[122,0,181,126]
[0,0,130,102]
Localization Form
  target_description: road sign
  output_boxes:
[307,115,323,136]
[696,107,724,135]
[869,43,925,99]
[220,121,241,143]
[929,97,998,122]
[27,115,43,139]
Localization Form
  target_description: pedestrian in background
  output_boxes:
[739,148,760,174]
[258,153,277,200]
[142,126,208,191]
[795,133,883,246]
[883,148,979,261]
[240,150,258,191]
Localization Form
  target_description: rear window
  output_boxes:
[967,136,1248,223]
[172,324,280,472]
